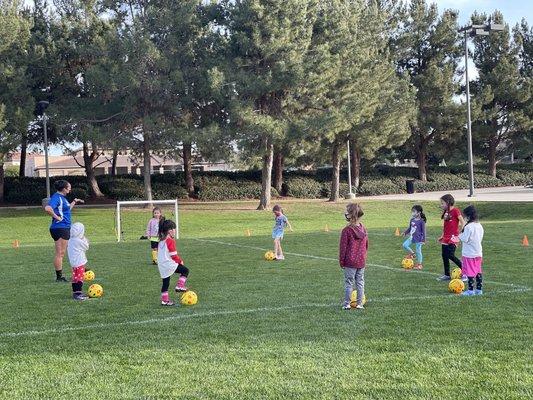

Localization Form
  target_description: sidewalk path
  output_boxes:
[363,186,533,202]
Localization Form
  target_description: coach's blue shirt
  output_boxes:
[48,192,71,229]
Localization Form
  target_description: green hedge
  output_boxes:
[2,163,532,204]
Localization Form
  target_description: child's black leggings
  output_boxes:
[161,264,189,293]
[467,274,483,291]
[442,244,462,276]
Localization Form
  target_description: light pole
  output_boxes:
[459,22,504,197]
[37,100,51,205]
[345,139,356,200]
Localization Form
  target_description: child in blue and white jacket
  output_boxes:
[272,205,292,260]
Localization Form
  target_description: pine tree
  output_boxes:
[0,0,32,201]
[394,0,462,181]
[225,0,316,209]
[470,11,532,176]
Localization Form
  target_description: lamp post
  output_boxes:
[345,140,356,200]
[37,100,50,205]
[459,22,504,197]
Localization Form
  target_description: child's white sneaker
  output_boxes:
[276,255,285,260]
[342,304,351,310]
[355,304,364,310]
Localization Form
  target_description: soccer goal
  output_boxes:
[115,200,179,242]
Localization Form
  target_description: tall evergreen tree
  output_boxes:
[394,0,462,181]
[225,0,316,209]
[470,11,532,176]
[0,0,32,201]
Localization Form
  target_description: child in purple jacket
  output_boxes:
[339,203,368,310]
[403,205,427,270]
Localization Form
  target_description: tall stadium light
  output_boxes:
[459,22,504,197]
[37,100,50,205]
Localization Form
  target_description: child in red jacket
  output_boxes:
[339,203,368,310]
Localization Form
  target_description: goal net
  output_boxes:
[115,200,179,242]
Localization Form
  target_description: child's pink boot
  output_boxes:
[175,276,188,292]
[161,291,174,306]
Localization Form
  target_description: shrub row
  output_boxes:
[2,163,532,204]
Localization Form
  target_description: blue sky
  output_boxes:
[431,0,531,27]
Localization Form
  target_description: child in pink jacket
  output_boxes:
[339,203,368,310]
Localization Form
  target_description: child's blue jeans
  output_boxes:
[403,237,423,263]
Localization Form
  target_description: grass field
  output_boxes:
[0,200,532,399]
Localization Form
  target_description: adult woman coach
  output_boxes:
[44,180,84,282]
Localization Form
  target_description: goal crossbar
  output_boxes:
[116,200,179,242]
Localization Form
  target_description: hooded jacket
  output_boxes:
[339,223,368,269]
[68,222,89,268]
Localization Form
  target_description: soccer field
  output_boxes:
[0,200,532,399]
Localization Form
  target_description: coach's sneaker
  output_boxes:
[462,290,475,296]
[161,300,175,306]
[73,292,88,301]
[437,275,451,281]
[474,289,483,296]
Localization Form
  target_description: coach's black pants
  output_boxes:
[442,244,462,276]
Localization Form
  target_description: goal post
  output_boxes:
[116,199,179,242]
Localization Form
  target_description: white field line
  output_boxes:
[193,238,530,290]
[0,287,529,339]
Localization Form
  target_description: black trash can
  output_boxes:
[406,179,415,194]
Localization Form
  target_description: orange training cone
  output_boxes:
[395,228,401,237]
[522,235,529,247]
[12,240,20,249]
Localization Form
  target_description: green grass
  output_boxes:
[0,200,532,399]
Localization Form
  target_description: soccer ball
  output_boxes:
[451,268,462,280]
[264,251,276,261]
[401,257,414,269]
[87,283,104,298]
[448,279,465,294]
[180,290,198,306]
[83,270,95,281]
[350,290,367,307]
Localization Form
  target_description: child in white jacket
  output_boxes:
[67,222,90,301]
[459,205,484,296]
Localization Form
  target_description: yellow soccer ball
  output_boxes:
[83,270,95,281]
[448,279,465,294]
[87,283,104,298]
[264,251,276,261]
[451,268,462,280]
[180,290,198,306]
[350,290,367,307]
[401,257,414,269]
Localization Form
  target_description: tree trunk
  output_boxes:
[417,137,428,182]
[19,133,27,177]
[142,134,153,202]
[0,162,4,202]
[272,148,284,194]
[488,139,497,178]
[82,142,104,198]
[110,148,118,177]
[257,135,274,210]
[329,139,340,202]
[350,139,361,189]
[182,142,194,196]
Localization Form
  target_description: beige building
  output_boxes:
[7,150,232,177]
